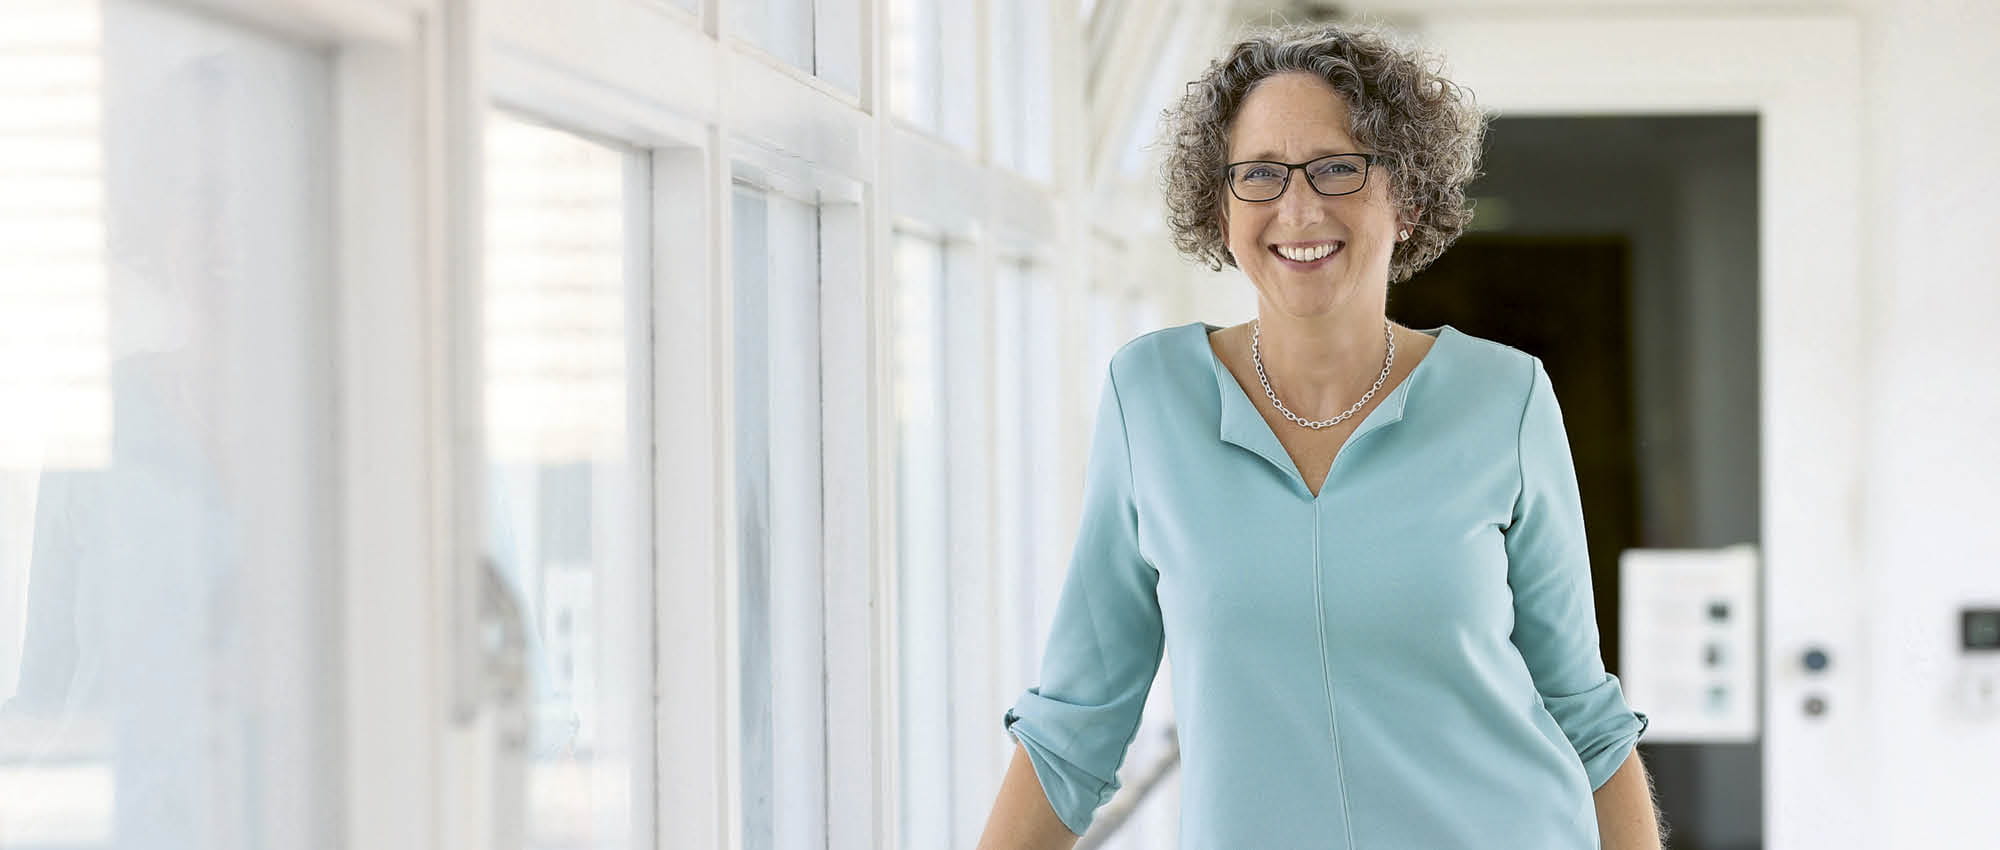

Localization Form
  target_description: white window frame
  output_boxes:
[485,11,723,850]
[485,4,889,847]
[128,0,1151,847]
[477,103,663,849]
[143,1,499,849]
[725,153,858,850]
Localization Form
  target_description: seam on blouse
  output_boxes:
[1103,357,1163,796]
[1312,501,1358,849]
[1107,359,1136,515]
[1105,358,1158,575]
[1511,356,1539,524]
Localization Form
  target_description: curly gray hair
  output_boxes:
[1158,22,1489,284]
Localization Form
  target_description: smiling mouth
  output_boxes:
[1270,241,1343,267]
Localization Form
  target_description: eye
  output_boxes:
[1242,165,1281,180]
[1311,160,1358,176]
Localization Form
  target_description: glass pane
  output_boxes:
[483,110,650,850]
[888,0,937,129]
[0,1,336,846]
[1086,287,1123,403]
[988,0,1052,179]
[813,0,861,93]
[940,243,990,847]
[890,0,975,147]
[729,0,813,73]
[892,233,951,849]
[1118,10,1199,176]
[1023,271,1065,644]
[733,183,827,850]
[1129,296,1163,354]
[991,262,1036,689]
[935,2,976,148]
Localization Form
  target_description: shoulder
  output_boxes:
[1439,325,1538,382]
[1426,326,1545,417]
[1104,322,1206,389]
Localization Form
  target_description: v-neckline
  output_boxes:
[1199,321,1456,502]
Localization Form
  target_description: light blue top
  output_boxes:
[1003,321,1648,848]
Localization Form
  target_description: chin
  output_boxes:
[1261,284,1340,312]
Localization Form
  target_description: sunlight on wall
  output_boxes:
[483,113,630,465]
[482,109,645,850]
[0,1,110,473]
[0,5,110,844]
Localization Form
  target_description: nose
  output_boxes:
[1275,171,1327,228]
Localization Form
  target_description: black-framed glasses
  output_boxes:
[1223,153,1390,202]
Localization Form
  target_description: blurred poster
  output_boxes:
[1619,545,1761,743]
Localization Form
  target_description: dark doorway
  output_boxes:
[1393,114,1764,850]
[1394,235,1639,676]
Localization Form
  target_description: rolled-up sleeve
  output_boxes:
[1002,359,1165,837]
[1504,356,1649,791]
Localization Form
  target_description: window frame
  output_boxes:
[478,103,662,849]
[121,0,1126,847]
[130,1,493,849]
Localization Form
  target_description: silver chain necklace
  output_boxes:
[1251,317,1395,430]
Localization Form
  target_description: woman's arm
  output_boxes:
[1593,748,1665,850]
[976,741,1083,850]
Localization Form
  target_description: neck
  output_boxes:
[1251,308,1394,418]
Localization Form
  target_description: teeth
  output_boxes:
[1277,242,1338,262]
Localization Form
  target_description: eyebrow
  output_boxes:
[1232,149,1360,162]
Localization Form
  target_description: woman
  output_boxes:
[978,22,1664,850]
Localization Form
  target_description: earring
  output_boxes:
[1398,229,1410,241]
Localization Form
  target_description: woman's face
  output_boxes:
[1220,72,1410,317]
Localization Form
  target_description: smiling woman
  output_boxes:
[981,21,1663,850]
[1158,23,1487,285]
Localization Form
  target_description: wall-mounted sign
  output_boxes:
[1618,544,1761,743]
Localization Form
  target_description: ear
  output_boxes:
[1397,205,1423,240]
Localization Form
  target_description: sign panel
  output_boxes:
[1619,545,1761,743]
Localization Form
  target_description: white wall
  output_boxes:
[1854,0,2000,844]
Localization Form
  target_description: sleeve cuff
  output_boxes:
[1539,674,1650,791]
[1003,701,1122,836]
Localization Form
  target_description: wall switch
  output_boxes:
[1964,607,2000,653]
[1955,668,1999,718]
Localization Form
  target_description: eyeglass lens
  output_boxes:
[1231,155,1368,201]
